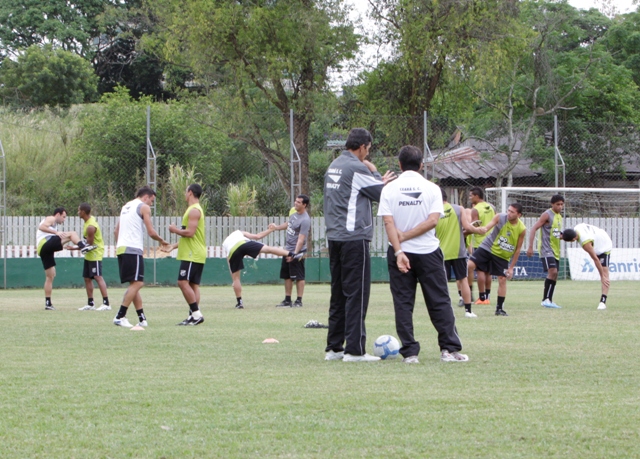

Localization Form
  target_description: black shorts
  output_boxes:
[598,253,610,268]
[444,258,467,281]
[118,253,144,283]
[178,261,204,284]
[469,247,508,277]
[39,236,63,270]
[228,241,264,273]
[280,257,305,280]
[83,260,103,279]
[541,257,559,272]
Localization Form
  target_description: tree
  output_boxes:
[0,0,107,59]
[0,45,98,107]
[465,1,640,187]
[146,0,359,197]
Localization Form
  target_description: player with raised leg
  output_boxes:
[527,195,564,309]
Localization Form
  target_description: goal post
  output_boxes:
[484,187,640,281]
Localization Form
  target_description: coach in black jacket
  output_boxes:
[323,128,396,362]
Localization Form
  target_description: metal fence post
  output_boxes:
[146,106,158,284]
[423,111,435,180]
[0,139,5,289]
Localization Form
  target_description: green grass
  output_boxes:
[1,281,639,458]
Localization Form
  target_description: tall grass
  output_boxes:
[162,164,210,216]
[226,181,258,216]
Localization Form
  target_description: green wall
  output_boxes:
[0,257,391,289]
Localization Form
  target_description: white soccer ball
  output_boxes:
[373,335,400,360]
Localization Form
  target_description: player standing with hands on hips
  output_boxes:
[323,127,396,362]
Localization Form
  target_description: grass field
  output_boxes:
[1,280,639,458]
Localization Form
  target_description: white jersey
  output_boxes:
[377,170,444,254]
[36,219,57,246]
[116,198,145,255]
[223,230,249,258]
[575,223,612,255]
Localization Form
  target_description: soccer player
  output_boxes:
[269,194,311,308]
[113,186,169,328]
[164,184,207,326]
[561,224,611,310]
[467,203,527,316]
[468,187,496,305]
[436,188,487,318]
[526,195,564,309]
[36,207,97,310]
[223,229,302,309]
[379,145,468,363]
[77,203,111,311]
[323,127,396,363]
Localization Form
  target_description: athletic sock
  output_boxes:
[479,292,486,301]
[88,298,94,306]
[465,304,472,313]
[457,290,461,297]
[77,241,87,249]
[285,295,292,302]
[137,309,146,323]
[237,297,243,305]
[497,296,505,310]
[189,301,199,313]
[296,297,302,302]
[600,294,607,304]
[116,306,128,319]
[486,289,491,300]
[547,280,556,301]
[45,297,52,306]
[103,298,109,306]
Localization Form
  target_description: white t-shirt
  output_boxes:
[377,170,444,254]
[116,199,145,253]
[575,223,612,255]
[223,230,249,258]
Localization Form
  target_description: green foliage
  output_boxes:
[226,181,258,217]
[77,86,226,210]
[0,45,98,108]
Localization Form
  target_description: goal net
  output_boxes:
[484,187,640,281]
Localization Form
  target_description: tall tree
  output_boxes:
[146,0,358,196]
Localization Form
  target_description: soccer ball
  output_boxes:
[373,335,400,360]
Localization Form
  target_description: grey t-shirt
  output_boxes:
[285,211,310,252]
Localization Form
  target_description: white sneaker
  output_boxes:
[113,317,133,328]
[324,350,344,361]
[138,320,148,327]
[78,305,96,311]
[403,355,419,364]
[465,311,478,318]
[96,305,111,311]
[597,302,607,310]
[343,353,381,362]
[441,350,469,362]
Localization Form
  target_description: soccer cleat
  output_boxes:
[343,353,381,362]
[138,320,148,327]
[495,309,508,316]
[188,316,204,326]
[113,316,133,328]
[78,305,96,311]
[80,244,98,255]
[474,298,491,305]
[292,300,303,308]
[541,299,561,309]
[324,350,345,361]
[95,305,111,311]
[441,350,469,362]
[276,300,292,308]
[177,316,193,326]
[465,311,478,318]
[597,302,607,310]
[403,356,420,364]
[457,297,464,307]
[45,305,55,311]
[304,320,328,329]
[235,302,244,309]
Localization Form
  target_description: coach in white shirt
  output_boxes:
[378,145,468,364]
